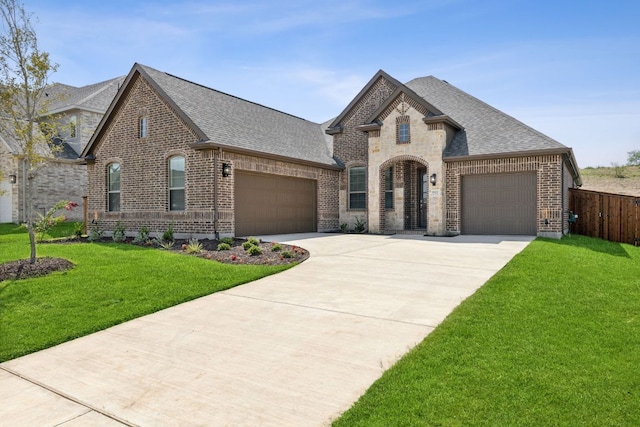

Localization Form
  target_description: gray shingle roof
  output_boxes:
[46,76,125,114]
[138,65,337,167]
[405,76,569,158]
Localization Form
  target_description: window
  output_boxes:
[398,123,409,143]
[397,116,410,144]
[108,163,120,212]
[69,115,77,139]
[349,166,366,210]
[139,117,147,138]
[169,156,185,211]
[384,167,393,209]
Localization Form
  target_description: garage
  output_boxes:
[461,172,537,235]
[235,172,317,236]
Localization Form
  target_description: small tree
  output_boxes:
[628,150,640,167]
[0,0,59,263]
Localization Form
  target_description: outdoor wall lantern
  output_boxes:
[430,173,437,186]
[9,174,17,184]
[222,162,232,177]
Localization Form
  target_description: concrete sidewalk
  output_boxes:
[1,234,532,426]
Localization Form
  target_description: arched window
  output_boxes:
[107,163,120,212]
[169,156,185,211]
[349,166,366,210]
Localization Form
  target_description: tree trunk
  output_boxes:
[28,220,36,264]
[26,160,37,264]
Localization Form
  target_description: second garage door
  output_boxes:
[235,172,317,236]
[462,172,537,235]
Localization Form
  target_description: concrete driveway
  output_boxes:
[1,233,532,426]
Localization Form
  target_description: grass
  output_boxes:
[333,235,640,426]
[0,223,291,362]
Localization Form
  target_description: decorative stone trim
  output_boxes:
[396,115,411,144]
[378,92,430,122]
[377,155,429,233]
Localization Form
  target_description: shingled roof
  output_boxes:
[45,76,125,115]
[405,76,570,158]
[84,64,338,168]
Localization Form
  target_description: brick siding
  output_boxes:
[88,73,339,238]
[445,154,569,237]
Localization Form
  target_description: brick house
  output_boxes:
[82,64,581,239]
[0,76,124,223]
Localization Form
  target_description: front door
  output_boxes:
[418,168,427,228]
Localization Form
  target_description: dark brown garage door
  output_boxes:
[235,172,317,236]
[462,173,537,235]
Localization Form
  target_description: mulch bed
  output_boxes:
[0,257,75,282]
[1,237,308,282]
[173,238,309,266]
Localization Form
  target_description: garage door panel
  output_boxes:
[235,172,316,236]
[462,173,536,235]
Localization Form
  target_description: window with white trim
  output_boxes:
[108,163,120,212]
[169,156,185,211]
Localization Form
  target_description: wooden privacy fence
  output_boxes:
[569,188,640,246]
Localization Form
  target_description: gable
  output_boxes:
[88,73,200,164]
[326,70,401,134]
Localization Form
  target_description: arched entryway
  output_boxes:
[377,156,429,234]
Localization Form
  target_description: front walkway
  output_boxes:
[0,234,533,426]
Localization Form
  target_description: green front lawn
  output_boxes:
[0,223,290,362]
[334,235,640,426]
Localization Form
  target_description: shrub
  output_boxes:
[162,223,174,242]
[217,242,231,251]
[354,216,366,233]
[281,251,293,259]
[133,226,151,244]
[242,240,255,250]
[158,239,174,250]
[247,245,263,256]
[185,238,203,254]
[247,236,260,246]
[340,223,348,233]
[112,221,126,243]
[220,237,234,245]
[71,221,84,239]
[88,221,103,242]
[271,243,282,252]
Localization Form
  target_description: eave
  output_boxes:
[423,115,463,131]
[189,140,343,171]
[355,123,381,132]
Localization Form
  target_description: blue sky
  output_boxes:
[27,0,640,167]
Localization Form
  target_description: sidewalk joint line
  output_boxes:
[0,366,137,427]
[220,292,437,328]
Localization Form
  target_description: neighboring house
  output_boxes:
[0,76,124,223]
[82,63,581,239]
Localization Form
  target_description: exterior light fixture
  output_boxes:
[430,173,436,186]
[9,174,17,184]
[222,162,232,177]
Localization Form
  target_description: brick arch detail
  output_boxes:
[377,155,429,233]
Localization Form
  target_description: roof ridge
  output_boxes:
[412,76,563,146]
[162,70,319,125]
[73,77,124,107]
